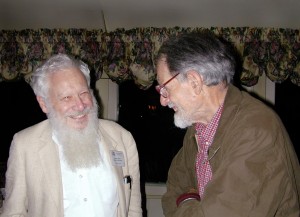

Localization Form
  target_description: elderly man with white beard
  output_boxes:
[1,54,142,217]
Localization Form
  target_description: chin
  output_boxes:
[68,121,88,130]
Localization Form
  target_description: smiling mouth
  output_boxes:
[69,113,87,120]
[74,114,86,119]
[168,104,177,112]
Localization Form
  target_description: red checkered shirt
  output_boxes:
[195,104,224,198]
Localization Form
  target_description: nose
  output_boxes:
[160,95,169,107]
[73,95,85,111]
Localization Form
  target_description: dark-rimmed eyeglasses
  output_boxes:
[155,73,179,98]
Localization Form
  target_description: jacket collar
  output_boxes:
[187,84,242,154]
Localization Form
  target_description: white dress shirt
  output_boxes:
[53,135,118,217]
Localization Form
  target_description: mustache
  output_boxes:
[168,102,174,109]
[65,107,93,118]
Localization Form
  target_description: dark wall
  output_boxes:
[275,79,300,158]
[118,80,185,183]
[0,79,46,163]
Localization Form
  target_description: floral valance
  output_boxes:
[1,27,300,89]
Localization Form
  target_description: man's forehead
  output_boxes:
[156,57,167,66]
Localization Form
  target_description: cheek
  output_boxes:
[52,104,71,117]
[85,98,94,107]
[81,94,94,106]
[174,92,194,111]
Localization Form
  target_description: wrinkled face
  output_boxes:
[156,59,197,128]
[38,68,94,130]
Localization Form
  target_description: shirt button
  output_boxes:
[83,198,87,202]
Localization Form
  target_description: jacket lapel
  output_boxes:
[38,128,64,213]
[99,126,127,217]
[209,85,241,169]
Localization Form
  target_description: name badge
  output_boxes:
[110,150,125,167]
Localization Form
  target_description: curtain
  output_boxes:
[1,27,299,89]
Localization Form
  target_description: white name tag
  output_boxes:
[110,150,125,167]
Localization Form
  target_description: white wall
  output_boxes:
[2,0,300,30]
[242,74,275,105]
[95,73,119,121]
[145,183,167,217]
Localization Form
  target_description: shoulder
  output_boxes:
[225,85,282,130]
[99,119,124,129]
[10,120,51,153]
[98,119,138,158]
[221,85,290,151]
[98,119,134,143]
[98,119,130,134]
[14,119,51,140]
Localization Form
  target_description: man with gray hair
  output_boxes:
[1,53,142,217]
[155,31,300,217]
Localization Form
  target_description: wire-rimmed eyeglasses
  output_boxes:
[155,73,179,98]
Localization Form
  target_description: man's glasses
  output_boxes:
[155,73,179,98]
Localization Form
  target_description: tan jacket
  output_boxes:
[1,119,142,217]
[162,85,300,217]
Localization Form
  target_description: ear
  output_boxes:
[186,70,203,95]
[36,96,49,114]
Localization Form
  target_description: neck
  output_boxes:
[195,83,228,125]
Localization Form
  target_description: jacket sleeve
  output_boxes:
[162,128,199,217]
[1,134,28,216]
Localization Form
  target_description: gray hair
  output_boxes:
[30,53,91,98]
[156,31,237,86]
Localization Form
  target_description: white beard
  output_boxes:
[48,96,102,172]
[174,112,193,129]
[169,102,193,129]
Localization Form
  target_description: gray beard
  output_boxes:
[174,112,193,129]
[48,97,102,172]
[169,102,193,129]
